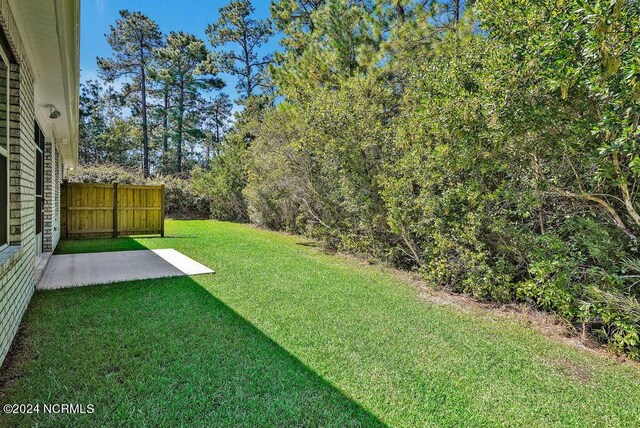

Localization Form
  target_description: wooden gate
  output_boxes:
[61,182,165,239]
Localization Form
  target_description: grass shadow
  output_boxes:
[295,241,319,247]
[54,237,149,255]
[133,235,198,239]
[296,241,338,256]
[55,236,200,255]
[0,276,386,427]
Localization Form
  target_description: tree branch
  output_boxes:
[612,150,640,227]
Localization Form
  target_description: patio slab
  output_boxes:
[37,249,214,290]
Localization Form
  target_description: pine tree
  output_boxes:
[269,0,379,100]
[153,31,224,173]
[206,0,272,99]
[203,93,233,164]
[97,10,163,177]
[79,80,139,166]
[148,58,174,174]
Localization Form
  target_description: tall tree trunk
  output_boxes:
[141,64,150,178]
[243,31,252,98]
[396,3,405,23]
[453,0,461,26]
[162,85,169,173]
[176,74,184,173]
[206,113,220,167]
[215,119,221,156]
[613,151,640,229]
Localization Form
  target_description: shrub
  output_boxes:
[69,164,210,219]
[160,175,211,219]
[191,134,249,222]
[70,163,146,185]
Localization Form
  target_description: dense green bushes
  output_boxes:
[244,77,396,255]
[69,164,145,185]
[69,164,210,219]
[192,134,250,222]
[228,0,640,358]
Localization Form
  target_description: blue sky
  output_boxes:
[81,0,281,103]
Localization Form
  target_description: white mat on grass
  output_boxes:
[151,249,213,275]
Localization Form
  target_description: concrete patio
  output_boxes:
[37,249,214,289]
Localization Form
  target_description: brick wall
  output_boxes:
[0,0,38,366]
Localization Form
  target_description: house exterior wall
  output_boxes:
[0,0,64,366]
[44,139,62,252]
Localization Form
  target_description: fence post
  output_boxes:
[160,184,165,237]
[112,182,118,238]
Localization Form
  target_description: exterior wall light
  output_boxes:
[49,105,61,119]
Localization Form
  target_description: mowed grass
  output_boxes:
[1,220,640,427]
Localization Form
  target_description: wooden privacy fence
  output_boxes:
[61,182,165,239]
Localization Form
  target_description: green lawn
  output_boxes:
[1,220,640,427]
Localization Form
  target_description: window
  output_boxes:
[0,43,9,250]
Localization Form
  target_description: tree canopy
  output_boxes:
[206,0,273,99]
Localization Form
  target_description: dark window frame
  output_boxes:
[0,32,10,251]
